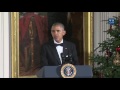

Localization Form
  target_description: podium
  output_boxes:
[36,65,93,78]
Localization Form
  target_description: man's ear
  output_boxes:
[63,30,66,36]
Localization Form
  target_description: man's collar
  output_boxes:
[54,39,63,44]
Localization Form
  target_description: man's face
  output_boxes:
[51,25,66,43]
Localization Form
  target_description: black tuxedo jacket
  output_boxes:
[40,40,79,67]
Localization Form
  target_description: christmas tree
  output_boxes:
[91,16,120,78]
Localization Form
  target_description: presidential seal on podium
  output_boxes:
[60,63,77,78]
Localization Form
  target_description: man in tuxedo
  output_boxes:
[40,22,79,68]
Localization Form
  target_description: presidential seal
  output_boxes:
[60,63,76,78]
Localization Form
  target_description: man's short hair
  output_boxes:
[51,22,65,30]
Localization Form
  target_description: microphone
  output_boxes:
[67,49,73,64]
[61,49,73,64]
[61,53,66,64]
[68,53,73,64]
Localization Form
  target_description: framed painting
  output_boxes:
[11,12,93,78]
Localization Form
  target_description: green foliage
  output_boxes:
[91,16,120,78]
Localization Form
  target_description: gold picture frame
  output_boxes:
[11,12,93,78]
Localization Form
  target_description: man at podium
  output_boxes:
[40,22,79,68]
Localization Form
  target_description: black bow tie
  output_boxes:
[54,43,63,47]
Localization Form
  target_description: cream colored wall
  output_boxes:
[0,12,10,78]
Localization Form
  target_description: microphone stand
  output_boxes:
[61,53,73,65]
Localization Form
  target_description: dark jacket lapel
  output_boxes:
[50,40,61,65]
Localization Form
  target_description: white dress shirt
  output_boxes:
[54,39,63,64]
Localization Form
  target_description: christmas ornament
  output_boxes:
[113,52,120,66]
[108,18,115,25]
[116,46,120,52]
[105,48,112,58]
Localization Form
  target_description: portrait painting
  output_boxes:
[11,12,93,78]
[19,12,48,76]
